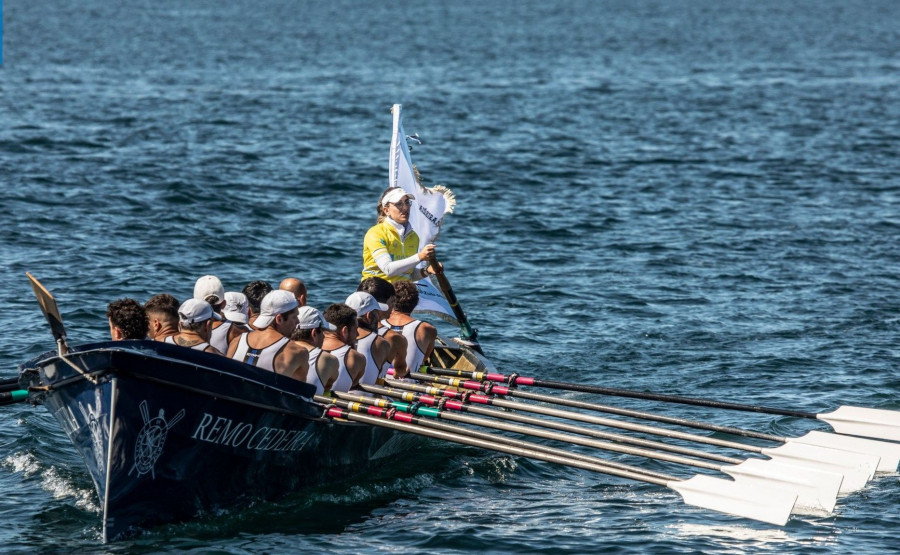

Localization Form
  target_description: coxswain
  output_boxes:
[227,289,308,379]
[345,292,392,388]
[290,306,340,395]
[383,281,437,374]
[361,187,439,283]
[321,303,366,392]
[165,299,222,354]
[144,293,179,342]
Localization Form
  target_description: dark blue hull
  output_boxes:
[19,341,423,541]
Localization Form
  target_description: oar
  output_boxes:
[415,368,900,473]
[27,273,69,356]
[348,386,841,513]
[320,393,676,481]
[320,402,798,525]
[426,255,483,355]
[387,376,878,493]
[425,366,900,443]
[380,380,744,464]
[0,390,29,407]
[0,377,19,387]
[1,382,22,393]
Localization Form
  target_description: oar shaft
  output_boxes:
[322,404,670,487]
[0,390,28,406]
[349,387,727,472]
[1,382,22,393]
[406,373,764,454]
[427,255,480,349]
[427,366,816,420]
[426,372,783,443]
[0,377,19,387]
[381,379,744,465]
[325,393,681,481]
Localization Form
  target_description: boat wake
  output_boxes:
[4,452,99,513]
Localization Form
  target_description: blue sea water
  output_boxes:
[2,0,900,552]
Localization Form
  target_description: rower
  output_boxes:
[345,292,392,389]
[222,292,252,329]
[144,293,179,342]
[290,306,339,395]
[241,280,273,329]
[383,281,437,374]
[358,277,409,378]
[107,298,149,340]
[194,275,245,353]
[279,277,307,307]
[227,290,308,380]
[321,303,366,392]
[165,299,222,354]
[361,187,439,283]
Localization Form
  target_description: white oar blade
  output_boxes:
[720,459,840,514]
[762,442,878,493]
[669,474,796,526]
[818,405,900,443]
[792,430,900,473]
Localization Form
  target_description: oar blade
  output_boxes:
[669,475,796,526]
[762,442,878,493]
[791,430,900,473]
[720,459,840,514]
[818,405,900,443]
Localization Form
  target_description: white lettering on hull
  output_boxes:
[191,412,313,453]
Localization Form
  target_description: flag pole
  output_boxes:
[427,255,483,355]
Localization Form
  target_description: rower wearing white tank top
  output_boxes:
[357,277,409,378]
[383,280,437,374]
[193,275,246,353]
[227,289,308,380]
[166,299,223,355]
[290,306,340,395]
[346,292,392,388]
[321,303,366,392]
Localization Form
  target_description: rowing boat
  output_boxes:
[16,337,489,541]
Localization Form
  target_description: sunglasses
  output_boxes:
[391,199,412,208]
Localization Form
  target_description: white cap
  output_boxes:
[345,291,388,316]
[295,306,337,331]
[381,188,415,206]
[178,299,214,325]
[223,292,249,324]
[194,275,225,306]
[254,290,299,329]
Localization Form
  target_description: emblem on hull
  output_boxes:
[129,400,185,479]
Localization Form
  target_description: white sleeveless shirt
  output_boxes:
[383,319,427,373]
[210,321,232,354]
[164,336,211,352]
[231,332,289,373]
[356,331,384,387]
[304,347,325,395]
[326,344,353,392]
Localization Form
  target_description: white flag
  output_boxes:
[389,104,454,247]
[413,277,460,326]
[388,104,459,323]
